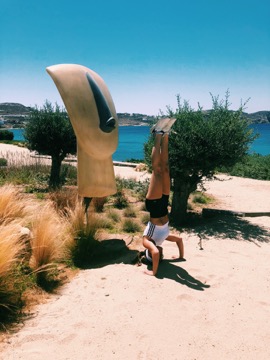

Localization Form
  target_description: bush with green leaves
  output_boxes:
[144,92,257,225]
[116,176,149,201]
[192,191,212,205]
[24,101,77,189]
[218,154,270,180]
[112,189,129,209]
[0,130,14,141]
[0,158,7,166]
[122,219,141,233]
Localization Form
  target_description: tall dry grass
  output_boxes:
[0,184,31,225]
[29,202,71,282]
[0,223,27,321]
[0,149,46,167]
[0,223,25,281]
[65,198,115,266]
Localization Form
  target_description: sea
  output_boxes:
[8,124,270,161]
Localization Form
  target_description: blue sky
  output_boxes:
[1,0,269,115]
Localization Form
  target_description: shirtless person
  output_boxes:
[142,119,185,276]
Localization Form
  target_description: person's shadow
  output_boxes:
[154,258,210,291]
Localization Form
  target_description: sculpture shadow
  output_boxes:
[75,238,139,269]
[178,213,270,245]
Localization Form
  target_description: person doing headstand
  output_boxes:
[142,120,185,276]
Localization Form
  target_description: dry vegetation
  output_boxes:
[0,178,150,331]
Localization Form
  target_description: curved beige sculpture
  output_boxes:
[46,64,118,198]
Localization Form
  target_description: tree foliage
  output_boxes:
[219,153,270,180]
[24,101,76,188]
[0,130,14,141]
[144,92,257,225]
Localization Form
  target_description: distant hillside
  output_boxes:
[0,103,155,126]
[0,102,269,126]
[243,111,270,124]
[0,102,32,114]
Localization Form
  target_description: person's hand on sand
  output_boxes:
[144,269,155,276]
[171,255,186,261]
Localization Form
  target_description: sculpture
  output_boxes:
[46,64,118,207]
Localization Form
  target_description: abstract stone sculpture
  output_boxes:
[46,64,118,200]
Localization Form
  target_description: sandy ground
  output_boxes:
[0,144,270,360]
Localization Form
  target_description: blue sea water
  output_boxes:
[7,124,270,161]
[249,124,270,156]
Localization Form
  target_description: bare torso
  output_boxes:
[149,214,169,226]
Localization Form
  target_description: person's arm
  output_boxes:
[166,234,185,259]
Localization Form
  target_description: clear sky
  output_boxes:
[1,0,269,115]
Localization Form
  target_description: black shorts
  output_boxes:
[145,194,169,218]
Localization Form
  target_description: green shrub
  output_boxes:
[0,130,14,141]
[192,191,212,204]
[107,210,121,223]
[59,164,77,186]
[123,206,137,218]
[125,158,144,163]
[218,154,270,180]
[0,160,77,188]
[122,219,141,233]
[116,177,149,202]
[0,158,7,166]
[141,213,150,225]
[113,190,129,209]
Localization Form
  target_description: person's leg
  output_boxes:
[146,134,163,199]
[160,134,170,195]
[166,234,185,259]
[157,246,164,261]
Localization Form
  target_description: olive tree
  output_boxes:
[145,92,257,225]
[24,101,76,188]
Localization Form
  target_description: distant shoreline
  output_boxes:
[1,124,150,130]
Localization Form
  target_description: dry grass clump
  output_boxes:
[122,218,142,233]
[48,187,78,215]
[107,209,121,223]
[0,177,147,328]
[0,184,76,324]
[64,198,115,266]
[0,223,25,281]
[0,223,27,322]
[0,184,32,225]
[29,203,71,284]
[65,197,86,238]
[141,213,150,225]
[123,206,137,218]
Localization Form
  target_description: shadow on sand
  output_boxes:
[75,214,269,287]
[77,239,139,269]
[178,213,270,245]
[155,258,210,291]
